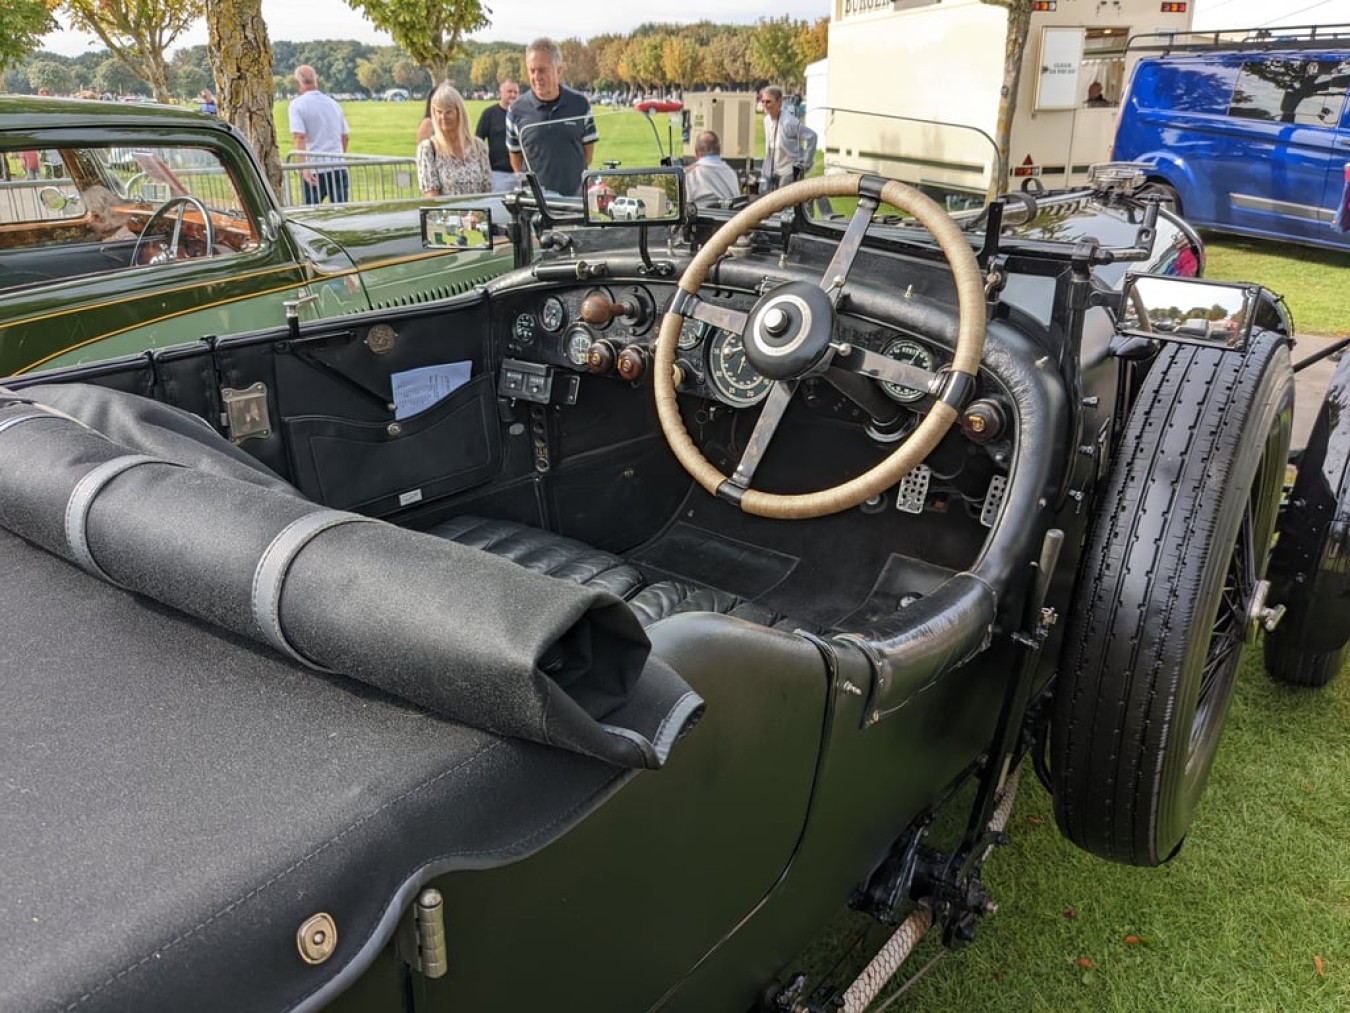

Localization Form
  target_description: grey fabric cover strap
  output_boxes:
[65,454,168,585]
[0,408,58,434]
[252,509,372,670]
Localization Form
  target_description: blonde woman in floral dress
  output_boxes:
[417,84,491,196]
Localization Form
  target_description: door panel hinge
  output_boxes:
[395,888,448,979]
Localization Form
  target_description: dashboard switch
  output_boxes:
[616,345,650,382]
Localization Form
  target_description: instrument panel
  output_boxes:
[500,284,953,414]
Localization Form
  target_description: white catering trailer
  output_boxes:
[823,0,1194,197]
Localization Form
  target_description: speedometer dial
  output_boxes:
[707,330,773,407]
[878,338,936,403]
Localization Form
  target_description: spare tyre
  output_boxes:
[1051,332,1294,866]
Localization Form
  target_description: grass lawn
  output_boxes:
[1202,236,1350,341]
[299,100,1349,1009]
[887,649,1350,1011]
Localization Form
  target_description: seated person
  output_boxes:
[1085,82,1112,108]
[83,185,136,242]
[684,130,741,206]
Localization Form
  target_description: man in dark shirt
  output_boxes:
[475,78,520,192]
[505,38,597,197]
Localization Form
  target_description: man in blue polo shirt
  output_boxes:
[505,38,597,197]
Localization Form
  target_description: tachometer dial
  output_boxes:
[707,330,773,407]
[540,296,566,333]
[513,313,537,345]
[565,325,594,367]
[878,338,936,403]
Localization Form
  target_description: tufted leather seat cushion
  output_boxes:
[425,516,807,631]
[626,580,802,631]
[425,516,646,600]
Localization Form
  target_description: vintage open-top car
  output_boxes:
[0,96,512,376]
[1,157,1346,1012]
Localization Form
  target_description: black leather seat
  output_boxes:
[424,516,804,631]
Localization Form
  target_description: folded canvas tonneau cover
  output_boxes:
[0,387,701,1010]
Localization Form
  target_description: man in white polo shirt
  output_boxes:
[289,65,350,204]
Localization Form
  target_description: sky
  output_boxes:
[38,0,1350,59]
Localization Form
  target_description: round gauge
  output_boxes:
[512,313,537,345]
[540,296,566,333]
[878,338,936,403]
[707,329,774,407]
[565,325,593,367]
[678,318,704,351]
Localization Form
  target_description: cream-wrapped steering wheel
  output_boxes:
[653,173,987,519]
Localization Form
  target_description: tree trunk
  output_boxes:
[205,0,283,197]
[991,1,1034,199]
[144,54,173,104]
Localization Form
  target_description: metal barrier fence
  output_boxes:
[279,152,420,207]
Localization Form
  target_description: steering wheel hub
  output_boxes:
[744,281,836,380]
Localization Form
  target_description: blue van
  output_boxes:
[1113,25,1350,250]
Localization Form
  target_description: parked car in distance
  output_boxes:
[1114,24,1350,250]
[0,96,513,377]
[380,88,410,102]
[609,195,646,220]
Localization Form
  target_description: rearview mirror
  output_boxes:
[420,207,495,250]
[582,168,685,226]
[1119,274,1256,351]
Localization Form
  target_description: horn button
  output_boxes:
[743,281,837,380]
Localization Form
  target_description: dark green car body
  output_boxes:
[0,97,512,376]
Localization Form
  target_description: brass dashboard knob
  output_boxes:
[586,339,617,374]
[616,345,650,382]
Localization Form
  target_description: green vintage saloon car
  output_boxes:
[0,96,512,376]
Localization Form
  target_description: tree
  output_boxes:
[494,51,521,85]
[661,36,703,91]
[347,0,488,84]
[356,58,385,97]
[707,30,753,89]
[392,58,428,93]
[27,59,75,96]
[169,46,211,99]
[93,56,145,97]
[560,38,597,91]
[204,0,282,194]
[749,16,806,90]
[1,0,57,76]
[797,17,828,67]
[982,0,1035,196]
[591,33,627,91]
[61,0,202,102]
[470,53,496,89]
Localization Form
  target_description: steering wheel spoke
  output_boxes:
[676,291,748,336]
[725,380,798,492]
[816,195,880,305]
[132,195,216,265]
[832,344,939,396]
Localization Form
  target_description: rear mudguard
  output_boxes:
[1267,351,1350,658]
